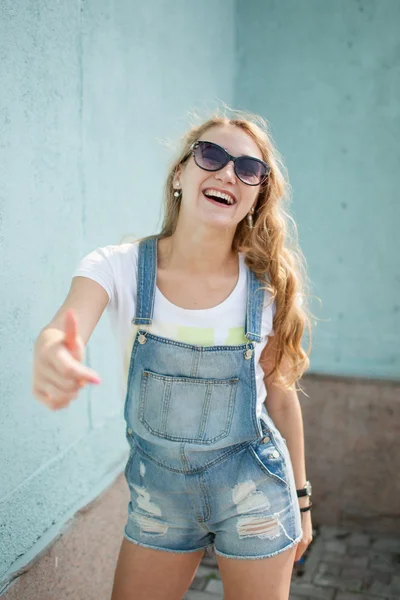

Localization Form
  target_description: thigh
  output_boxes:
[110,537,205,600]
[216,543,297,600]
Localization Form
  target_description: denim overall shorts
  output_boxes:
[123,236,303,559]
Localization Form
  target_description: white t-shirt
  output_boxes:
[73,241,276,419]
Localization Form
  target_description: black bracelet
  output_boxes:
[299,501,312,513]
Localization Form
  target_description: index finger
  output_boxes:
[52,346,101,384]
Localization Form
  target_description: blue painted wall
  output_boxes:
[236,0,400,380]
[0,0,234,587]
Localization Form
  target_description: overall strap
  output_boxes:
[131,236,158,327]
[244,266,265,343]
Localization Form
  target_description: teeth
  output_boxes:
[204,189,235,204]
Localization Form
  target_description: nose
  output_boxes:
[215,160,236,185]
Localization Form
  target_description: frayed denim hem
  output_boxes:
[123,531,214,555]
[214,530,303,561]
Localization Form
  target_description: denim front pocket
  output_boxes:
[248,430,289,488]
[138,369,238,444]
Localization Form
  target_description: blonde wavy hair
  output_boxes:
[155,108,314,392]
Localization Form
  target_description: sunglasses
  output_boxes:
[186,140,271,186]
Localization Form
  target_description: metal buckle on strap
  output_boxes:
[244,340,253,360]
[135,321,151,345]
[245,331,262,343]
[137,327,150,344]
[138,332,147,344]
[131,316,152,325]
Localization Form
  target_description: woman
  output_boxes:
[32,109,313,600]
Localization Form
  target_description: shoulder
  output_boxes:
[241,255,276,337]
[98,240,140,260]
[79,241,140,268]
[73,241,140,305]
[240,253,275,312]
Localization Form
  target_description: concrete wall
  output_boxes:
[235,0,400,380]
[0,0,235,589]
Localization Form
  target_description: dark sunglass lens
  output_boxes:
[236,157,267,184]
[195,142,226,171]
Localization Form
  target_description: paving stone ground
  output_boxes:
[183,525,400,599]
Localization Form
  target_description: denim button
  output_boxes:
[272,450,280,458]
[261,436,270,444]
[127,428,133,435]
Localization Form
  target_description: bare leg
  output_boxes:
[110,537,205,600]
[216,543,297,600]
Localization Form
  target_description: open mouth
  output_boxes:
[202,189,236,207]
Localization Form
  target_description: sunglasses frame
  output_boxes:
[187,140,271,186]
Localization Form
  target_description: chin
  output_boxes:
[205,218,239,231]
[188,207,239,231]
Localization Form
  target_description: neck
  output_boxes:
[160,224,238,275]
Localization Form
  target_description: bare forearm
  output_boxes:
[264,394,309,506]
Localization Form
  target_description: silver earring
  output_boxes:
[247,207,255,229]
[174,181,181,199]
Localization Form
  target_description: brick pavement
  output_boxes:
[183,525,400,599]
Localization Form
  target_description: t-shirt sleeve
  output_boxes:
[262,290,276,337]
[72,246,116,306]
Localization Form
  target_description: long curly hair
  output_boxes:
[156,107,314,391]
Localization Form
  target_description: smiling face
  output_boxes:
[175,124,264,231]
